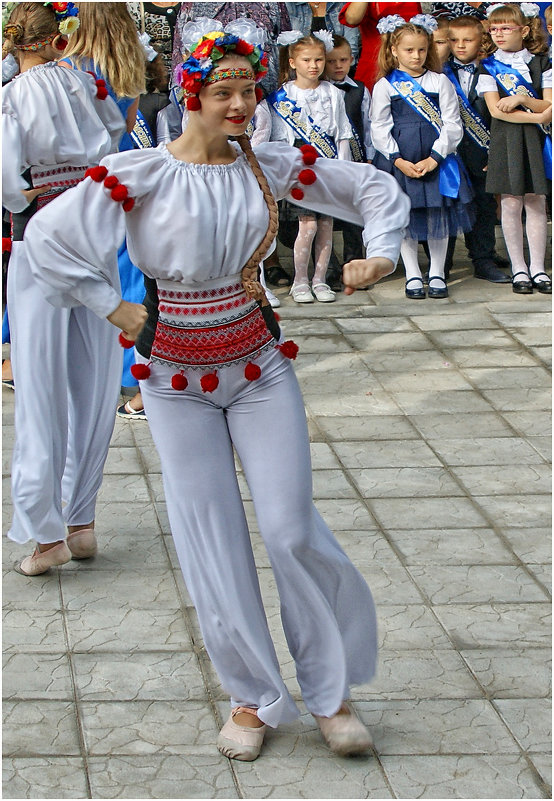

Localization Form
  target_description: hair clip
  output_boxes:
[410,14,438,33]
[313,29,334,52]
[376,15,407,34]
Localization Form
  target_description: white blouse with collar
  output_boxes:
[2,62,125,213]
[24,141,410,318]
[477,48,552,95]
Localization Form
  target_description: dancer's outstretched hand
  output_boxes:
[343,257,395,295]
[107,300,148,341]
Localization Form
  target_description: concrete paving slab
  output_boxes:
[3,244,551,798]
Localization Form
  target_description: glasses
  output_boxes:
[488,25,523,34]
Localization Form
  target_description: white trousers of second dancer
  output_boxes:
[7,241,122,544]
[139,346,378,729]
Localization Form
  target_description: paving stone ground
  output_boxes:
[2,237,552,799]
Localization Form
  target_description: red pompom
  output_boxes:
[273,312,280,322]
[298,168,317,186]
[186,96,202,111]
[96,85,108,100]
[95,78,106,88]
[278,340,299,360]
[300,144,319,165]
[200,372,219,393]
[85,165,108,182]
[171,373,189,391]
[111,184,128,202]
[290,187,304,201]
[255,86,264,103]
[235,40,255,55]
[244,362,261,381]
[130,363,151,380]
[104,175,119,189]
[122,198,135,213]
[118,333,135,349]
[2,237,12,253]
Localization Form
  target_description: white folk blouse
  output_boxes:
[2,62,125,213]
[24,141,410,318]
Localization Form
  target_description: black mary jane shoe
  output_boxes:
[531,272,552,295]
[428,276,449,299]
[405,277,426,299]
[512,271,533,295]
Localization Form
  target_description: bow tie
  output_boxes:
[335,81,352,91]
[455,63,476,74]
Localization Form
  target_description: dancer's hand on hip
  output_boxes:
[107,300,148,341]
[343,257,395,295]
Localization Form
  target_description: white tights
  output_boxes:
[293,215,333,286]
[400,237,449,289]
[500,194,547,279]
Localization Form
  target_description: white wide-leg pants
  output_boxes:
[7,241,122,544]
[139,345,378,728]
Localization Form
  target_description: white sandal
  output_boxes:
[312,283,336,303]
[217,707,266,761]
[290,283,314,303]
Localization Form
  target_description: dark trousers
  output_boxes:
[463,171,498,266]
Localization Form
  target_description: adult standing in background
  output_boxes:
[127,2,181,75]
[339,2,422,90]
[171,3,291,94]
[286,3,359,63]
[429,2,492,20]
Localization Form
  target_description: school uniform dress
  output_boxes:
[371,69,474,241]
[24,140,410,727]
[446,57,498,266]
[476,49,552,196]
[2,62,124,544]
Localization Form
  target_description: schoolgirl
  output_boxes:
[268,30,353,303]
[477,2,552,294]
[371,13,475,299]
[2,1,127,574]
[23,18,410,760]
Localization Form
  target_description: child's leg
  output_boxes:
[500,194,528,278]
[427,237,449,286]
[523,193,548,282]
[312,216,334,286]
[293,216,318,286]
[400,237,422,283]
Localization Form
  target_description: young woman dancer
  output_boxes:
[2,1,127,574]
[269,31,353,303]
[371,13,475,299]
[477,2,552,294]
[23,18,410,760]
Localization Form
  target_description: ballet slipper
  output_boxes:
[66,528,97,559]
[314,701,372,756]
[217,707,266,761]
[15,541,71,576]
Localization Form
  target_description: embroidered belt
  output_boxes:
[31,165,87,210]
[151,275,276,370]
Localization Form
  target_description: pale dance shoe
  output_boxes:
[15,541,72,576]
[314,702,372,756]
[67,528,97,559]
[265,287,281,308]
[312,283,336,302]
[217,707,266,761]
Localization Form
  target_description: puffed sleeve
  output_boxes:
[255,141,410,264]
[362,87,375,160]
[332,87,353,159]
[429,74,463,162]
[23,174,126,319]
[370,78,400,161]
[2,109,29,212]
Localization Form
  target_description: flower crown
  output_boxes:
[276,28,334,52]
[377,13,438,35]
[43,2,80,35]
[486,2,539,17]
[176,17,268,110]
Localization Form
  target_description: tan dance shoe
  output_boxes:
[15,541,72,576]
[217,707,266,761]
[314,701,372,756]
[66,528,97,559]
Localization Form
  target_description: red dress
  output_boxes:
[339,2,422,90]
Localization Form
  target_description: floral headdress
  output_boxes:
[175,17,268,110]
[377,13,438,35]
[43,2,80,35]
[4,0,79,51]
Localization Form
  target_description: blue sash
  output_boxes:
[481,56,552,177]
[443,62,490,151]
[347,117,366,162]
[388,70,461,198]
[267,87,338,158]
[130,110,155,150]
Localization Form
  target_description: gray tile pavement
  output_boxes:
[2,244,551,799]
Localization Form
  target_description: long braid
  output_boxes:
[236,134,279,292]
